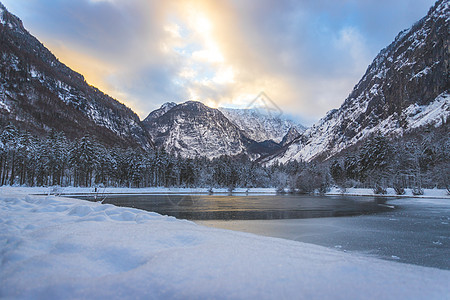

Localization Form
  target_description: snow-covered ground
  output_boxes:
[0,186,277,196]
[1,188,449,299]
[1,185,448,198]
[326,187,450,199]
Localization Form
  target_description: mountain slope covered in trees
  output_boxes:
[0,2,153,149]
[265,0,449,164]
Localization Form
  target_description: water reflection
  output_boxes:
[76,194,393,220]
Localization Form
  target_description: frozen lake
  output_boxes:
[76,194,449,269]
[77,194,392,220]
[198,198,450,270]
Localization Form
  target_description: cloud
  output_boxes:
[1,0,437,125]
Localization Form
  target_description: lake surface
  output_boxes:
[77,194,392,220]
[198,198,450,270]
[74,194,450,269]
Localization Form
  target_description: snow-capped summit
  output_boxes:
[218,107,306,143]
[142,101,287,158]
[264,0,449,164]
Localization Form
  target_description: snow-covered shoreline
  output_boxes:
[0,186,278,196]
[0,186,448,199]
[1,187,449,299]
[326,187,450,199]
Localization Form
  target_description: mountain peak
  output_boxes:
[143,100,249,158]
[178,101,210,111]
[0,2,26,33]
[264,0,449,164]
[161,102,177,110]
[219,107,306,143]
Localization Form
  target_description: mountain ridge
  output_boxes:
[262,0,449,164]
[218,107,305,143]
[141,101,305,158]
[0,1,154,149]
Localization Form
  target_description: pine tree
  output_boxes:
[0,125,18,185]
[330,160,345,186]
[358,134,393,187]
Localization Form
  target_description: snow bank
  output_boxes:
[2,186,447,199]
[327,187,450,199]
[1,189,449,299]
[0,186,277,196]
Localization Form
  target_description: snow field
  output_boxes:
[1,189,449,299]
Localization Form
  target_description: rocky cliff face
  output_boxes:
[264,0,449,164]
[0,2,153,149]
[280,127,301,147]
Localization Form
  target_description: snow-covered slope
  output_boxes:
[1,189,449,299]
[219,107,305,143]
[0,2,153,149]
[266,0,449,164]
[142,101,284,159]
[143,101,252,158]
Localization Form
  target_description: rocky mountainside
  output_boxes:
[142,101,282,158]
[279,127,302,147]
[143,102,177,124]
[264,0,449,164]
[0,2,153,149]
[218,107,305,143]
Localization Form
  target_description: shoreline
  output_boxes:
[0,186,448,199]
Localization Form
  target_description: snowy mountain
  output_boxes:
[218,107,305,143]
[0,2,153,149]
[142,101,308,158]
[264,0,449,164]
[143,101,282,158]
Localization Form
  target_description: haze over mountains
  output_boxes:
[0,0,448,163]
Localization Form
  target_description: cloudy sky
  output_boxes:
[3,0,436,125]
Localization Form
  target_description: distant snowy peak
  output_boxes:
[218,107,306,143]
[264,0,449,164]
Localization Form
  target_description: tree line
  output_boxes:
[0,124,448,193]
[0,125,272,188]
